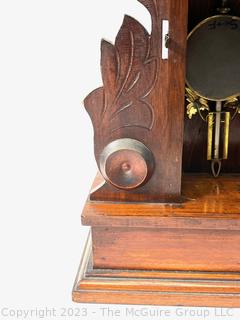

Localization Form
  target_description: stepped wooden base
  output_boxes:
[73,175,240,307]
[73,233,240,307]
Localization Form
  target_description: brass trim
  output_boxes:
[186,87,209,120]
[223,112,230,159]
[207,113,214,160]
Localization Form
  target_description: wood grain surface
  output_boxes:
[73,234,240,307]
[83,174,240,230]
[85,0,188,202]
[92,227,240,271]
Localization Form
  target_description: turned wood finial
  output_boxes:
[99,139,154,190]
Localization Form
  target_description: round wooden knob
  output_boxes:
[99,139,154,190]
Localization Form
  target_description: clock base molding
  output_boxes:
[73,175,240,307]
[73,233,240,307]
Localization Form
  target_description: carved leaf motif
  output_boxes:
[114,15,149,93]
[84,87,104,132]
[101,15,157,131]
[84,11,158,136]
[137,0,158,17]
[101,40,118,107]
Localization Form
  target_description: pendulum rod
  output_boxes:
[211,101,222,177]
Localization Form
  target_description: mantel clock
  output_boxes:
[73,0,240,307]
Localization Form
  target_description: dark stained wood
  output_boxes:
[84,0,189,202]
[73,235,240,307]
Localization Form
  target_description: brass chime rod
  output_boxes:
[211,101,222,177]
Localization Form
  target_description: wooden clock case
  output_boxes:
[73,0,240,307]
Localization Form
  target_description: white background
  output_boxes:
[0,0,239,319]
